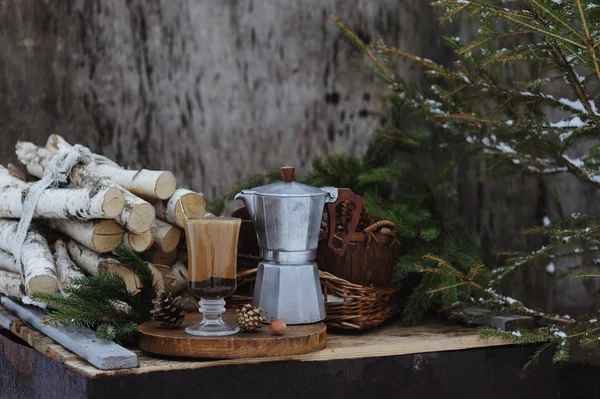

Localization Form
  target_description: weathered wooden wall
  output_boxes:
[0,0,441,198]
[0,0,595,314]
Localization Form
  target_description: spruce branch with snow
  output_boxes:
[335,0,600,363]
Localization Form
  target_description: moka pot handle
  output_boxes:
[326,188,363,257]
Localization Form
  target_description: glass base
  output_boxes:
[185,321,240,336]
[185,298,240,337]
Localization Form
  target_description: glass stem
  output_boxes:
[199,298,226,325]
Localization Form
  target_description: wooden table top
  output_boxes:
[0,298,514,378]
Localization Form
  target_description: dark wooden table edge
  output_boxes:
[0,328,561,399]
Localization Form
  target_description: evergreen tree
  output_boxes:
[335,0,600,363]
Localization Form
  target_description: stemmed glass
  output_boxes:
[184,217,241,336]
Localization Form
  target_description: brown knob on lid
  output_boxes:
[280,166,295,183]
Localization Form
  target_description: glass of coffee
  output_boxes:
[184,216,241,336]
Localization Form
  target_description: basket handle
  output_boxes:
[326,188,363,257]
[363,220,397,234]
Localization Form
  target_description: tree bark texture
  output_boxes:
[0,1,594,314]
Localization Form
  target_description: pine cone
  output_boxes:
[150,291,186,328]
[235,304,266,332]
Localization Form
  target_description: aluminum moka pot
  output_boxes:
[235,166,362,324]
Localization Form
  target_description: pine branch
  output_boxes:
[523,342,556,369]
[402,274,436,324]
[572,272,600,279]
[112,243,157,322]
[573,0,600,82]
[64,273,130,303]
[531,0,586,42]
[112,244,154,290]
[29,244,159,343]
[436,1,587,49]
[331,16,396,84]
[96,322,139,344]
[553,340,570,363]
[477,326,550,345]
[548,42,599,126]
[28,291,78,310]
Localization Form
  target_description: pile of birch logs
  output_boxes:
[0,134,204,311]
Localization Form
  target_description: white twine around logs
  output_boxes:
[9,144,120,265]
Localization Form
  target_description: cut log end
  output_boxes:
[153,250,177,266]
[156,224,182,253]
[7,162,33,182]
[148,264,177,294]
[174,193,206,227]
[99,261,142,295]
[163,229,181,253]
[92,220,124,253]
[26,275,59,294]
[127,203,156,234]
[155,171,176,200]
[46,133,60,151]
[102,187,125,218]
[141,247,177,266]
[123,230,154,252]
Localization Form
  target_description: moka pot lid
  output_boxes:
[250,166,325,197]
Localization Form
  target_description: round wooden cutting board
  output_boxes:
[138,310,327,358]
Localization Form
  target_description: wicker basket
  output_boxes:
[317,221,401,287]
[231,254,409,330]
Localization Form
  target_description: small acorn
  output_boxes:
[269,319,287,335]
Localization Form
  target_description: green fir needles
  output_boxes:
[335,0,600,363]
[29,244,158,344]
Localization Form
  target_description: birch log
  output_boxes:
[66,240,142,294]
[149,262,187,294]
[68,164,156,234]
[53,239,85,294]
[0,175,124,220]
[170,261,188,295]
[141,246,177,266]
[50,219,123,253]
[176,245,188,263]
[16,142,155,233]
[150,219,181,253]
[0,165,27,188]
[180,291,199,312]
[148,264,166,292]
[89,164,176,200]
[0,270,25,299]
[153,188,206,228]
[148,263,179,293]
[0,249,20,274]
[7,162,34,182]
[0,220,58,294]
[122,230,154,252]
[47,134,176,200]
